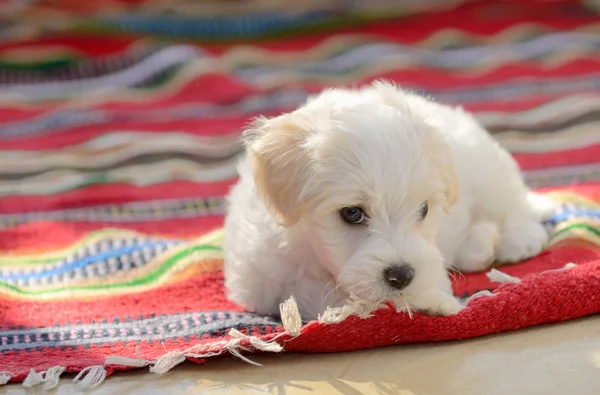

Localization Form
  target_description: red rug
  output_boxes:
[1,0,600,388]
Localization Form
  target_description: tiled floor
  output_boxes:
[4,315,600,394]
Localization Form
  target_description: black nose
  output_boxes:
[384,265,414,290]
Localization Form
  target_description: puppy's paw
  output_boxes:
[426,295,464,316]
[455,220,499,273]
[526,192,558,221]
[497,220,549,263]
[406,291,464,317]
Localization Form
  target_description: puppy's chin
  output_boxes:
[335,251,449,305]
[335,258,390,302]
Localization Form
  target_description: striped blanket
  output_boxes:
[1,0,600,388]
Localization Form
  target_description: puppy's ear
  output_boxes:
[440,159,459,213]
[429,134,458,213]
[242,115,313,226]
[422,121,459,214]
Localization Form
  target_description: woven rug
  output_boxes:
[2,0,600,389]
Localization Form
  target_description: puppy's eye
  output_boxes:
[340,207,366,225]
[418,201,428,221]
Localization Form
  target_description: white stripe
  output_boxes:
[0,45,203,100]
[0,158,240,197]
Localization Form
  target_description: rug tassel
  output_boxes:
[279,296,302,337]
[22,369,43,387]
[319,296,386,324]
[149,350,186,375]
[105,356,150,367]
[0,372,12,385]
[42,366,66,389]
[487,269,521,284]
[73,366,107,389]
[22,366,66,389]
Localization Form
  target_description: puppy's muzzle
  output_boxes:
[384,265,415,290]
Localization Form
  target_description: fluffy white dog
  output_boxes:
[223,81,554,319]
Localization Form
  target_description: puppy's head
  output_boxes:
[243,82,458,303]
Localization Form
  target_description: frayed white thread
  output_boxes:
[543,262,577,273]
[487,269,521,284]
[279,296,302,336]
[319,296,387,324]
[222,331,265,367]
[221,328,285,367]
[148,297,303,373]
[393,298,414,319]
[465,290,496,306]
[112,297,305,376]
[73,366,107,390]
[552,262,577,271]
[151,321,295,374]
[105,356,150,368]
[183,339,229,360]
[149,350,186,374]
[224,344,262,366]
[0,372,12,385]
[22,369,43,387]
[42,366,66,389]
[229,328,283,353]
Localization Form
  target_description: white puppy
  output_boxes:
[223,81,554,319]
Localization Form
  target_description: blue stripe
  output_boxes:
[550,210,600,222]
[0,241,172,281]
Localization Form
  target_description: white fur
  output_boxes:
[223,81,555,319]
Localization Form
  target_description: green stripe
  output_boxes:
[0,244,222,296]
[0,57,81,71]
[550,223,600,242]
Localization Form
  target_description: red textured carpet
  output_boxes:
[1,0,600,387]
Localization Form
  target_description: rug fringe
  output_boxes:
[149,351,187,374]
[280,296,302,336]
[466,263,577,304]
[106,295,303,376]
[149,325,287,373]
[393,299,414,319]
[0,372,12,385]
[22,369,43,387]
[105,356,151,367]
[465,290,496,306]
[487,263,576,285]
[319,296,389,324]
[43,366,66,389]
[22,366,66,389]
[73,366,107,390]
[487,269,521,284]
